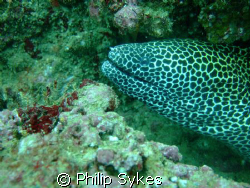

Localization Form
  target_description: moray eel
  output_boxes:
[101,39,250,160]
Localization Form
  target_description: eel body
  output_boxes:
[101,38,250,160]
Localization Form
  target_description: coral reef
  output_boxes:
[112,0,175,37]
[139,2,174,38]
[0,109,22,150]
[0,0,250,186]
[0,83,249,187]
[114,1,142,34]
[197,0,250,43]
[0,0,116,109]
[16,79,119,135]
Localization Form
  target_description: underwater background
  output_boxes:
[0,0,250,187]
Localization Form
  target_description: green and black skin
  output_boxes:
[101,38,250,160]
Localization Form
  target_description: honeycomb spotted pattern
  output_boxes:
[101,39,250,160]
